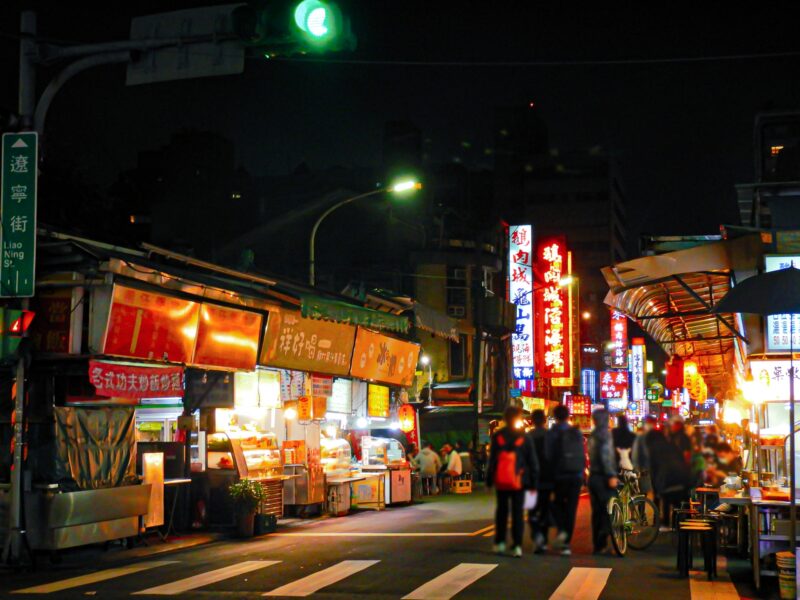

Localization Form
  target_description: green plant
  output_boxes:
[228,479,265,512]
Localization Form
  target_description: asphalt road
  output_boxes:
[0,487,772,599]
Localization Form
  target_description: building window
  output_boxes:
[449,335,467,378]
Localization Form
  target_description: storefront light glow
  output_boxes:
[389,421,401,430]
[356,417,368,428]
[284,406,298,420]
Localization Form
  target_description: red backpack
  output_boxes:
[494,434,524,491]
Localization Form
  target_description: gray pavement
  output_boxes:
[0,487,776,599]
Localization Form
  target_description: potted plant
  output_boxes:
[228,479,265,538]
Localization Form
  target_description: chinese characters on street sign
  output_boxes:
[566,393,591,416]
[600,370,628,399]
[764,255,800,351]
[89,360,184,398]
[509,224,534,379]
[610,309,628,368]
[1,132,37,297]
[631,338,645,402]
[536,236,570,379]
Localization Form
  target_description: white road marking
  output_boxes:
[133,561,279,595]
[267,532,475,537]
[402,563,498,600]
[264,560,379,597]
[549,567,612,600]
[12,561,178,594]
[689,557,740,600]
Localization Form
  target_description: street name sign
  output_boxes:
[1,132,37,297]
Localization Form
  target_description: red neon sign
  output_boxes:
[535,236,570,379]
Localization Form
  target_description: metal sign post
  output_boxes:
[0,132,38,298]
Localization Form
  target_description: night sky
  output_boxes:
[2,2,800,245]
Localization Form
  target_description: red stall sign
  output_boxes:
[89,360,185,398]
[103,285,199,363]
[193,303,262,371]
[566,394,592,416]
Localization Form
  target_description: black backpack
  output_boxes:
[557,426,585,475]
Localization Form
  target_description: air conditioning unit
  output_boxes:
[448,305,466,318]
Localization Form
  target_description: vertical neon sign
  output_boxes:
[536,236,570,379]
[509,225,534,379]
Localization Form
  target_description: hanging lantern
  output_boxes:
[398,404,416,433]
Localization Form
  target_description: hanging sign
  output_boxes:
[566,394,591,416]
[610,310,628,368]
[261,307,356,376]
[89,360,184,398]
[297,396,312,421]
[508,224,535,380]
[350,328,420,387]
[367,384,390,418]
[311,374,334,397]
[764,255,800,351]
[193,304,262,370]
[536,236,570,379]
[600,370,628,399]
[103,285,200,363]
[631,338,645,402]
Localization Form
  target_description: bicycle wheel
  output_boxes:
[608,497,627,556]
[627,496,660,550]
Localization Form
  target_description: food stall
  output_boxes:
[321,436,359,516]
[359,436,411,506]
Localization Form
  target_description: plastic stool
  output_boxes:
[677,522,717,580]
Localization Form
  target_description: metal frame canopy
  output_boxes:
[601,235,762,393]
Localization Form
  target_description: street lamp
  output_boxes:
[308,179,422,285]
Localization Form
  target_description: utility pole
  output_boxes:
[470,237,485,452]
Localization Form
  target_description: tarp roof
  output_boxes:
[602,235,762,394]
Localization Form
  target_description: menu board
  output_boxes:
[328,378,352,414]
[103,284,199,363]
[279,370,306,402]
[367,384,390,418]
[260,308,356,376]
[350,328,420,387]
[194,304,262,370]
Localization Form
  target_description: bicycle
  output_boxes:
[608,469,660,556]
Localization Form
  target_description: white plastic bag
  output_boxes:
[524,490,538,510]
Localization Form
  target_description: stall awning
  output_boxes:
[602,235,762,394]
[301,295,410,333]
[413,302,459,342]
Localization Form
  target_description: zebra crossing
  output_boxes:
[8,558,740,598]
[11,559,611,598]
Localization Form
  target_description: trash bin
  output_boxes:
[411,473,423,502]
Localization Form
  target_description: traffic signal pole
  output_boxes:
[2,11,36,566]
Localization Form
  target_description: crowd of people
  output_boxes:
[406,440,466,495]
[483,405,745,558]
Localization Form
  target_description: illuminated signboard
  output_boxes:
[610,309,628,368]
[600,370,628,399]
[367,384,390,418]
[509,224,535,379]
[536,236,570,379]
[566,393,591,416]
[631,338,645,402]
[764,255,800,352]
[581,368,597,401]
[749,359,800,401]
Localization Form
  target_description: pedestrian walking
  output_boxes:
[647,424,691,530]
[526,409,553,553]
[487,405,539,557]
[612,414,636,470]
[545,404,585,556]
[588,408,619,554]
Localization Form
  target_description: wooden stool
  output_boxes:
[677,522,717,580]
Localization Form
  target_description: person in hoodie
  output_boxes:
[526,409,553,552]
[486,405,539,558]
[416,441,442,495]
[588,408,619,554]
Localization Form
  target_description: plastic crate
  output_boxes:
[453,478,472,494]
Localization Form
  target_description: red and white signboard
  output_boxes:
[89,360,184,398]
[600,370,628,399]
[509,224,534,380]
[631,337,646,402]
[566,394,592,416]
[610,310,628,368]
[536,236,570,379]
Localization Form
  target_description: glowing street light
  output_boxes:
[309,179,422,285]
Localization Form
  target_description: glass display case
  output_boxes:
[207,431,281,478]
[361,436,407,468]
[320,438,352,477]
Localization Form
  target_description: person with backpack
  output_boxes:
[486,405,539,557]
[526,409,553,552]
[588,408,618,554]
[545,403,585,556]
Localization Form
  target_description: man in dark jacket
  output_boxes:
[588,408,618,554]
[526,409,552,552]
[487,405,539,557]
[545,404,585,556]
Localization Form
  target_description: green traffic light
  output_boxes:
[294,0,333,40]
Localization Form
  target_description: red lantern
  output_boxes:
[398,404,416,433]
